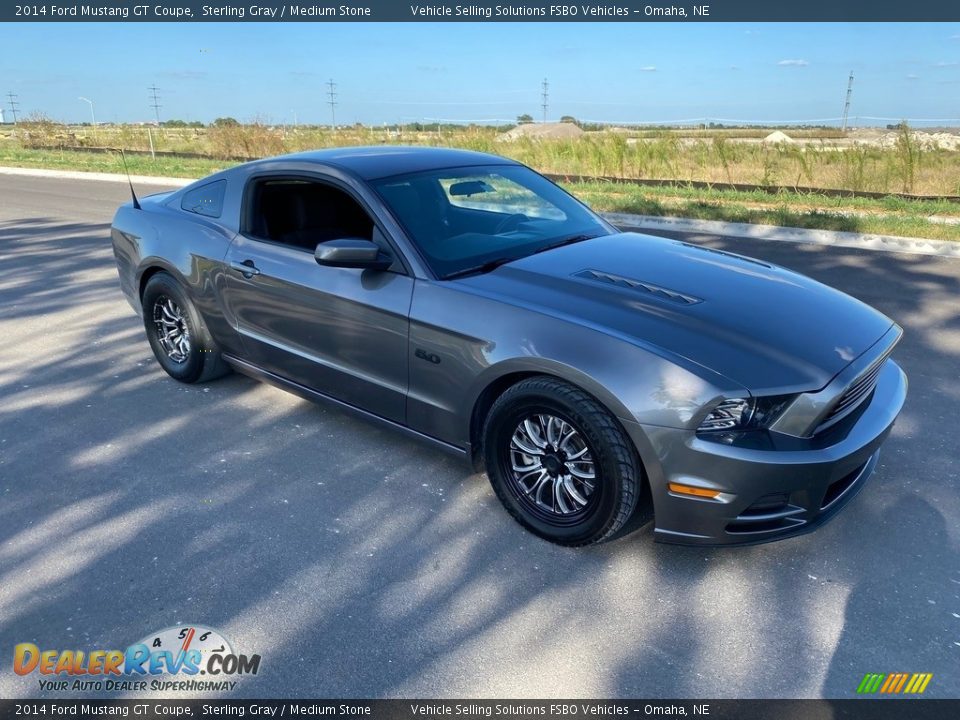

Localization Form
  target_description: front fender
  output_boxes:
[407,279,746,449]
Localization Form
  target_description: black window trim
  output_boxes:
[239,171,412,277]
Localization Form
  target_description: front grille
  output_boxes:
[815,352,888,433]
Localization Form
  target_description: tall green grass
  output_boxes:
[6,120,960,196]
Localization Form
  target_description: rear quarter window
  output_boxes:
[180,180,227,218]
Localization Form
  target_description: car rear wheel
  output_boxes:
[483,376,642,546]
[141,272,229,384]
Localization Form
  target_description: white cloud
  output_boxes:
[906,74,920,80]
[639,66,657,72]
[934,61,959,67]
[777,59,809,67]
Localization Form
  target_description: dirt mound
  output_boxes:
[500,122,585,141]
[763,130,795,144]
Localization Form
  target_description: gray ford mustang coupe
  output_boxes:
[111,147,907,546]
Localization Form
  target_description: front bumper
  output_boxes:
[627,359,907,546]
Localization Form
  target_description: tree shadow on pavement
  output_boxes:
[822,495,958,698]
[596,230,960,699]
[1,218,958,700]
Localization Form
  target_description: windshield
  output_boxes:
[372,164,612,279]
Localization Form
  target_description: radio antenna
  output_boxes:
[117,149,141,209]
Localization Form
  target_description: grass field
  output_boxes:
[3,121,960,241]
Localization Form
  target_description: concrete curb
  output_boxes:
[2,165,958,259]
[604,212,960,260]
[0,165,192,187]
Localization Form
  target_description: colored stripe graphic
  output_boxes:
[857,673,885,694]
[857,672,932,694]
[880,674,896,693]
[893,674,909,693]
[913,673,933,694]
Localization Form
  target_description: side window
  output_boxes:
[439,174,566,221]
[180,180,226,218]
[245,178,374,252]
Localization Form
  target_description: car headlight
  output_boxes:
[697,395,795,434]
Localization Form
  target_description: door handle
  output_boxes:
[230,260,261,278]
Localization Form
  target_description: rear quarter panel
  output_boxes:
[110,197,242,355]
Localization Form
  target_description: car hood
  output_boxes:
[459,232,894,393]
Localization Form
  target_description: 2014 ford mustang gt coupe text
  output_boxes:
[111,147,907,546]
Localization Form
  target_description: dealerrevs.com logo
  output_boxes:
[13,625,261,693]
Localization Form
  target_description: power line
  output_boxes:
[148,84,162,125]
[541,78,549,123]
[326,79,337,129]
[6,92,19,124]
[841,71,854,132]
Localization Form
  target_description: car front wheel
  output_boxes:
[141,272,229,384]
[483,376,643,546]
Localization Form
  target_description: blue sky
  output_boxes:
[2,22,959,125]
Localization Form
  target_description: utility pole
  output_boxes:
[6,92,20,124]
[148,84,162,125]
[79,96,96,126]
[541,78,549,123]
[841,71,854,132]
[326,79,337,129]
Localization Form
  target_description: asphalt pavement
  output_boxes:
[0,174,957,699]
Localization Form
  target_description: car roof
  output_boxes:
[259,145,519,180]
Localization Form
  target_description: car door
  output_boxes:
[221,175,413,424]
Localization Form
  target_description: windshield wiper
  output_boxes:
[442,256,519,280]
[532,233,602,255]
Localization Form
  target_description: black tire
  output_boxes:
[483,376,642,546]
[141,272,229,384]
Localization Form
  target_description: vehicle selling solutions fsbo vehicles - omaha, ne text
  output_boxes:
[110,147,907,546]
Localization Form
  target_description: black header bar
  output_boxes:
[1,701,959,720]
[3,1,960,23]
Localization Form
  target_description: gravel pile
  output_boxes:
[873,131,960,150]
[500,122,585,141]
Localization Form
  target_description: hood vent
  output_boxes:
[574,269,702,305]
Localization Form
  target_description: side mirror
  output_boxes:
[315,238,391,270]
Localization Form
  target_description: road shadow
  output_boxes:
[0,216,657,699]
[0,215,957,699]
[593,229,960,698]
[822,495,958,698]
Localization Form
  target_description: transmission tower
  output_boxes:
[841,71,854,132]
[541,78,549,123]
[327,79,337,129]
[6,92,19,124]
[148,85,162,125]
